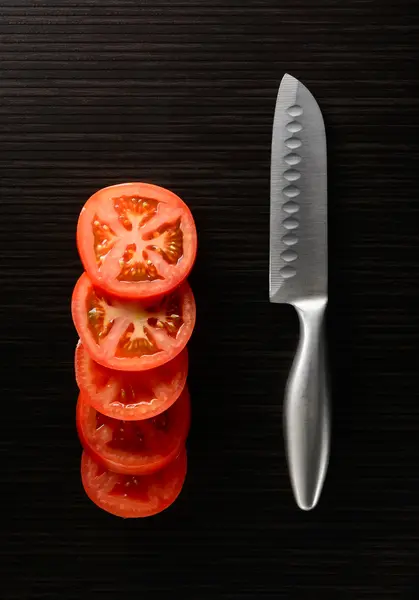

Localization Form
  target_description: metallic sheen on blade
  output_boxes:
[270,74,327,303]
[269,74,330,511]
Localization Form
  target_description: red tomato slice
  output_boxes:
[75,341,188,420]
[81,448,187,518]
[76,387,190,475]
[71,272,196,371]
[77,182,197,300]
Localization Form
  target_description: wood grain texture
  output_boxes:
[1,0,419,598]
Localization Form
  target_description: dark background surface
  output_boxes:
[1,0,419,598]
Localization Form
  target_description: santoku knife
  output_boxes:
[269,74,330,510]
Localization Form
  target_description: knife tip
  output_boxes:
[279,73,301,96]
[281,72,298,85]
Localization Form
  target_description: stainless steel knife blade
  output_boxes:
[269,74,330,511]
[270,73,327,303]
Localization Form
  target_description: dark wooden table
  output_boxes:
[2,1,419,598]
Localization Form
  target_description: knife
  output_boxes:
[269,74,330,510]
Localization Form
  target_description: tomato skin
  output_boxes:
[75,341,188,420]
[81,448,187,518]
[76,388,191,475]
[77,182,197,301]
[71,272,196,371]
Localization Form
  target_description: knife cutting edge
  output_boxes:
[269,74,330,510]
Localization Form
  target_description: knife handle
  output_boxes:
[283,297,330,510]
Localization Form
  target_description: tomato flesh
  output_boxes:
[81,449,187,518]
[76,387,190,475]
[77,182,197,300]
[71,272,196,371]
[75,341,188,420]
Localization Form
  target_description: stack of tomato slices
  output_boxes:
[71,182,197,518]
